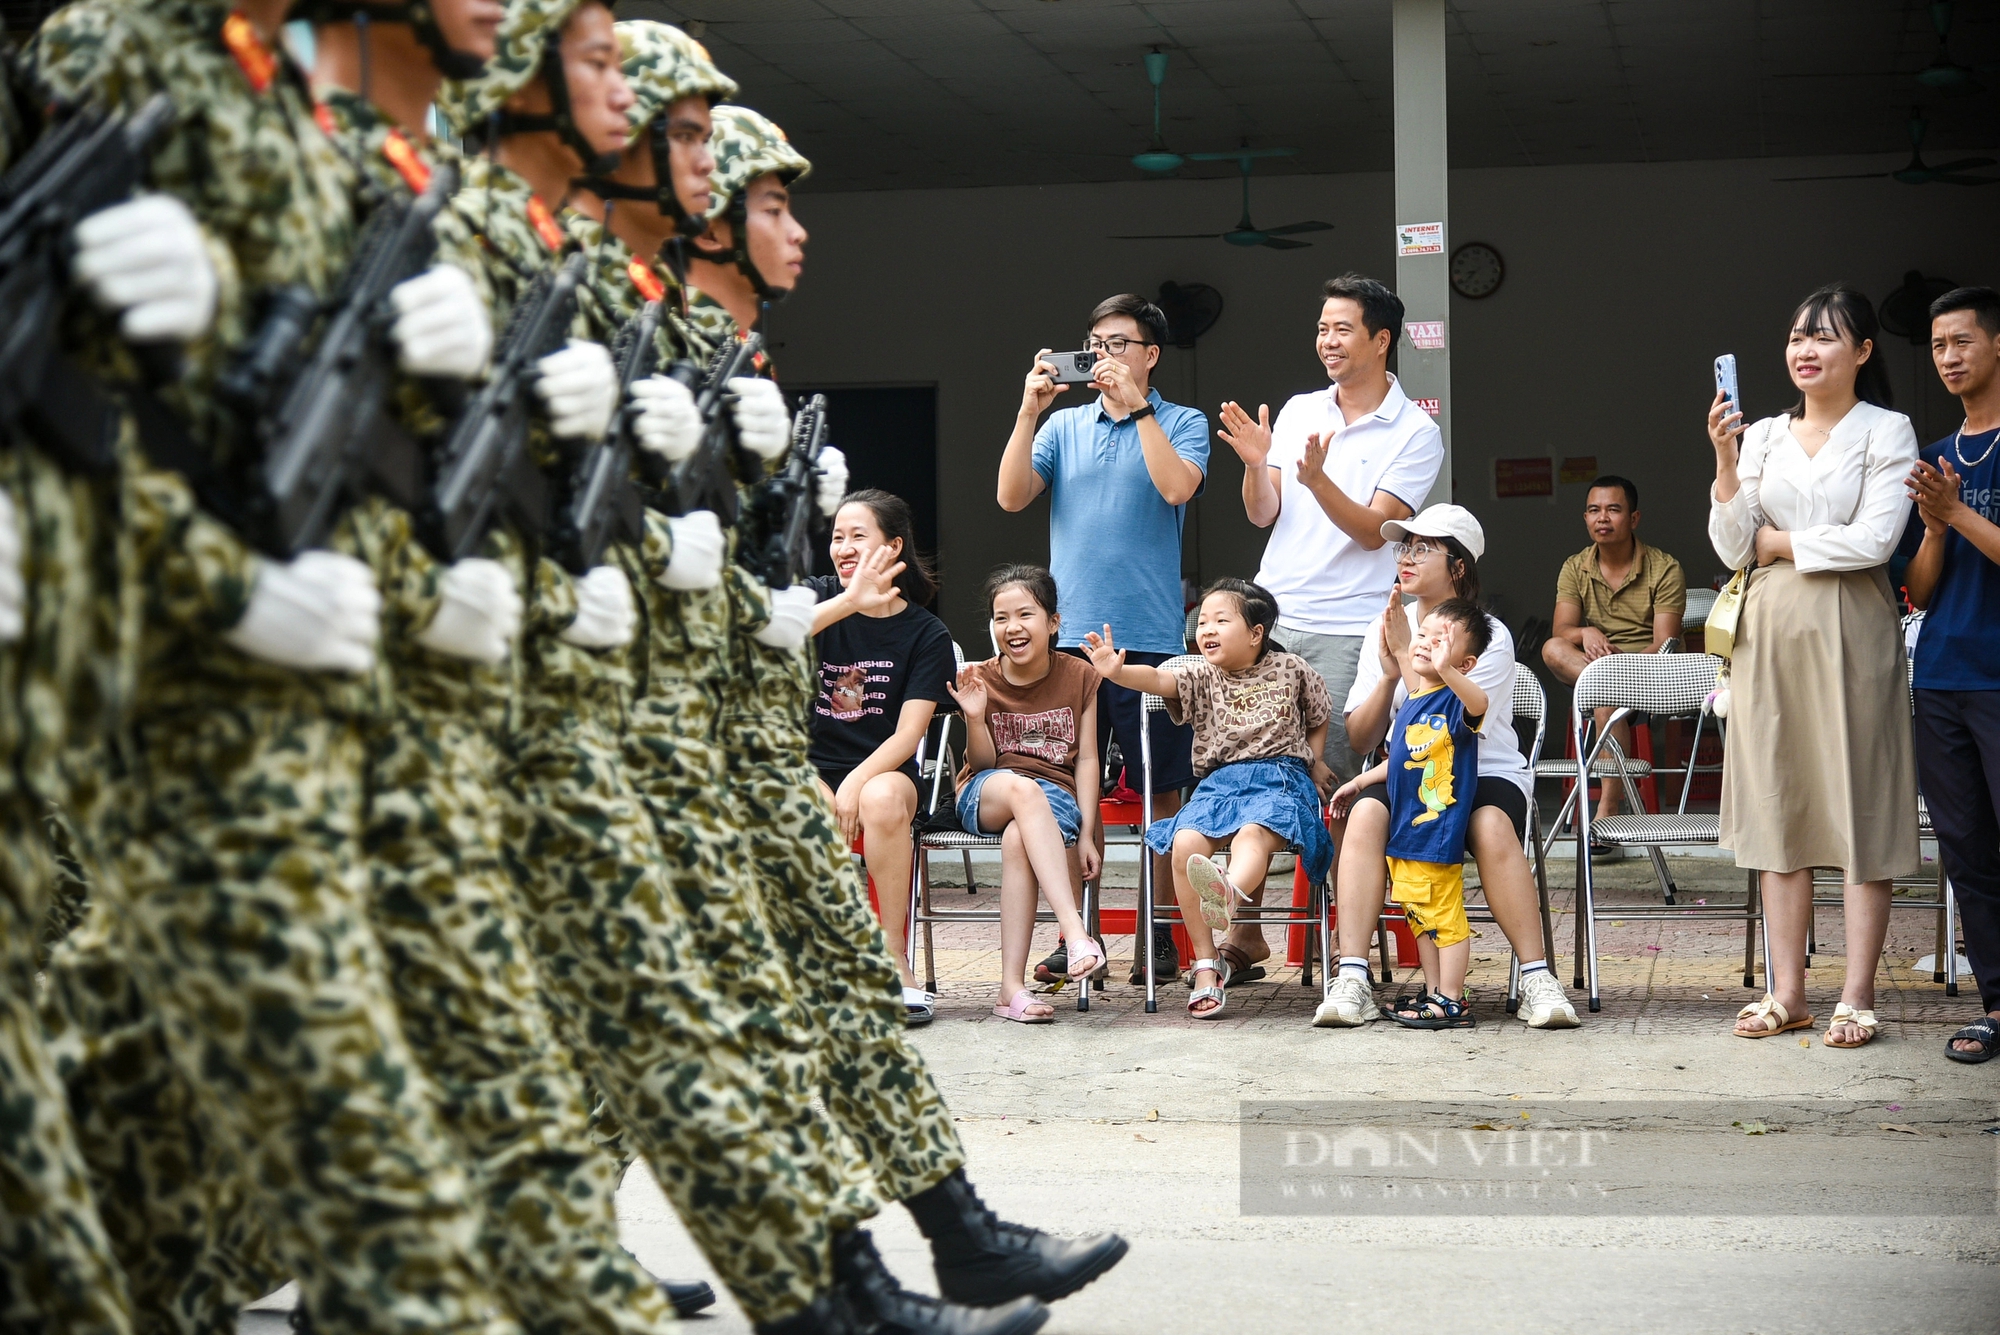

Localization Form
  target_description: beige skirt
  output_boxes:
[1719,561,1919,880]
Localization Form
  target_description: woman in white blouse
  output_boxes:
[1707,284,1920,1048]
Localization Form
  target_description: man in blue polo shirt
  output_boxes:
[1900,285,2000,1066]
[998,293,1209,987]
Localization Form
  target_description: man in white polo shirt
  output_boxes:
[1218,273,1443,781]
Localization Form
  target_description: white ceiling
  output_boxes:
[612,0,2000,192]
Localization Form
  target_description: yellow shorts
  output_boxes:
[1388,857,1472,948]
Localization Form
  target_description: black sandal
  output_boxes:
[1945,1018,1998,1064]
[1388,990,1476,1030]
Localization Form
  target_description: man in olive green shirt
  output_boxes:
[1542,476,1686,827]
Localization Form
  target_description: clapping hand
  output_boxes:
[1217,401,1273,467]
[1081,624,1126,679]
[847,545,907,614]
[1908,458,1965,534]
[1297,432,1329,487]
[945,663,988,718]
[1380,585,1412,669]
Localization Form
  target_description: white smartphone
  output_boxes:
[1714,353,1742,425]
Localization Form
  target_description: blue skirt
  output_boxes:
[1145,757,1334,884]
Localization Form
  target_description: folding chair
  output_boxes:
[1135,655,1335,1014]
[1563,653,1760,1013]
[904,643,1097,1012]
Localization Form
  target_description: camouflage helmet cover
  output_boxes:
[615,20,738,146]
[434,0,587,134]
[705,103,811,218]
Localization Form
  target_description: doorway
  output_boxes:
[781,384,939,592]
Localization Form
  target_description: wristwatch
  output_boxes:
[1127,402,1156,423]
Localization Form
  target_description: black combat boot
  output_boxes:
[660,1277,717,1317]
[903,1169,1129,1307]
[832,1228,1048,1335]
[753,1290,861,1335]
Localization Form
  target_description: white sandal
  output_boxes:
[1186,957,1229,1020]
[1186,855,1236,932]
[1822,1001,1878,1049]
[1734,993,1814,1039]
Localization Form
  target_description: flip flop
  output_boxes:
[1216,941,1268,985]
[1064,935,1106,981]
[991,991,1054,1024]
[1822,1001,1877,1049]
[1946,1018,1998,1064]
[1186,854,1235,932]
[1734,994,1814,1039]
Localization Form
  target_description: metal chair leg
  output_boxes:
[962,849,977,894]
[1506,953,1522,1013]
[1945,874,1961,997]
[1317,878,1334,998]
[1572,845,1588,990]
[1376,911,1394,985]
[1076,875,1093,1013]
[1750,871,1769,991]
[1579,834,1602,1012]
[921,857,939,995]
[1646,844,1677,905]
[1933,865,1948,984]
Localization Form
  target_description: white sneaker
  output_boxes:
[1516,969,1580,1029]
[1313,972,1379,1028]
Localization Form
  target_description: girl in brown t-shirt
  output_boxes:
[1085,578,1335,1019]
[948,565,1104,1023]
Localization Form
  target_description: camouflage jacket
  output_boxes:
[450,160,634,738]
[32,0,372,721]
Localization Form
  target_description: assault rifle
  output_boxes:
[0,94,174,474]
[742,392,827,590]
[218,160,457,556]
[422,251,586,561]
[648,330,765,526]
[550,299,653,573]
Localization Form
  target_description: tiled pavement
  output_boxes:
[899,853,1976,1033]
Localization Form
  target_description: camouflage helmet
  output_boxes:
[705,104,811,219]
[434,0,614,171]
[614,20,738,146]
[292,1,488,81]
[699,105,810,302]
[570,19,737,237]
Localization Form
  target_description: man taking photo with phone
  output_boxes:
[998,295,1209,989]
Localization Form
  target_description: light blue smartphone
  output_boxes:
[1714,353,1741,425]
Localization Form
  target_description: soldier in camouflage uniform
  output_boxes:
[26,4,528,1333]
[673,98,1132,1314]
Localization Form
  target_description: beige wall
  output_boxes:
[769,155,1993,649]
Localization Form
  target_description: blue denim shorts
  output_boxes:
[956,769,1084,842]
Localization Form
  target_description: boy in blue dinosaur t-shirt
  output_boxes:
[1331,599,1490,1028]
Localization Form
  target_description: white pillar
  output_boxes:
[1392,0,1451,506]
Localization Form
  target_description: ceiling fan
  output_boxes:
[1112,149,1333,249]
[1774,108,1998,186]
[1131,49,1186,174]
[1774,2,1996,96]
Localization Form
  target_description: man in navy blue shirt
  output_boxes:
[1900,285,2000,1064]
[998,294,1210,986]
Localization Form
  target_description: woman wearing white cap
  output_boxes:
[1314,503,1582,1029]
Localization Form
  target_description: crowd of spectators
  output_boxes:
[798,273,2000,1063]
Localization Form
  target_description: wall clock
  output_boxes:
[1450,242,1504,299]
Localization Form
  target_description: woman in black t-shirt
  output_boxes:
[810,490,955,1017]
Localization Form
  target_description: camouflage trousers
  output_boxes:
[502,705,867,1325]
[0,792,135,1335]
[362,707,672,1335]
[720,717,966,1204]
[107,705,517,1335]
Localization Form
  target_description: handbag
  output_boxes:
[1704,567,1748,661]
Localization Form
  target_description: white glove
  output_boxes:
[224,550,381,673]
[536,338,617,441]
[71,194,218,342]
[814,446,849,517]
[751,584,816,651]
[657,510,724,591]
[416,558,521,664]
[559,564,636,648]
[630,374,701,462]
[727,377,792,462]
[389,265,491,379]
[0,491,23,643]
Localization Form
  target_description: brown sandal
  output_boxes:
[1216,941,1267,985]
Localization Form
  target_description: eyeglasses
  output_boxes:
[1392,541,1444,561]
[1084,335,1155,355]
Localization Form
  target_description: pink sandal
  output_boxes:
[992,991,1055,1024]
[1064,935,1106,980]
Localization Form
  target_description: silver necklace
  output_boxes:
[1956,419,1998,469]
